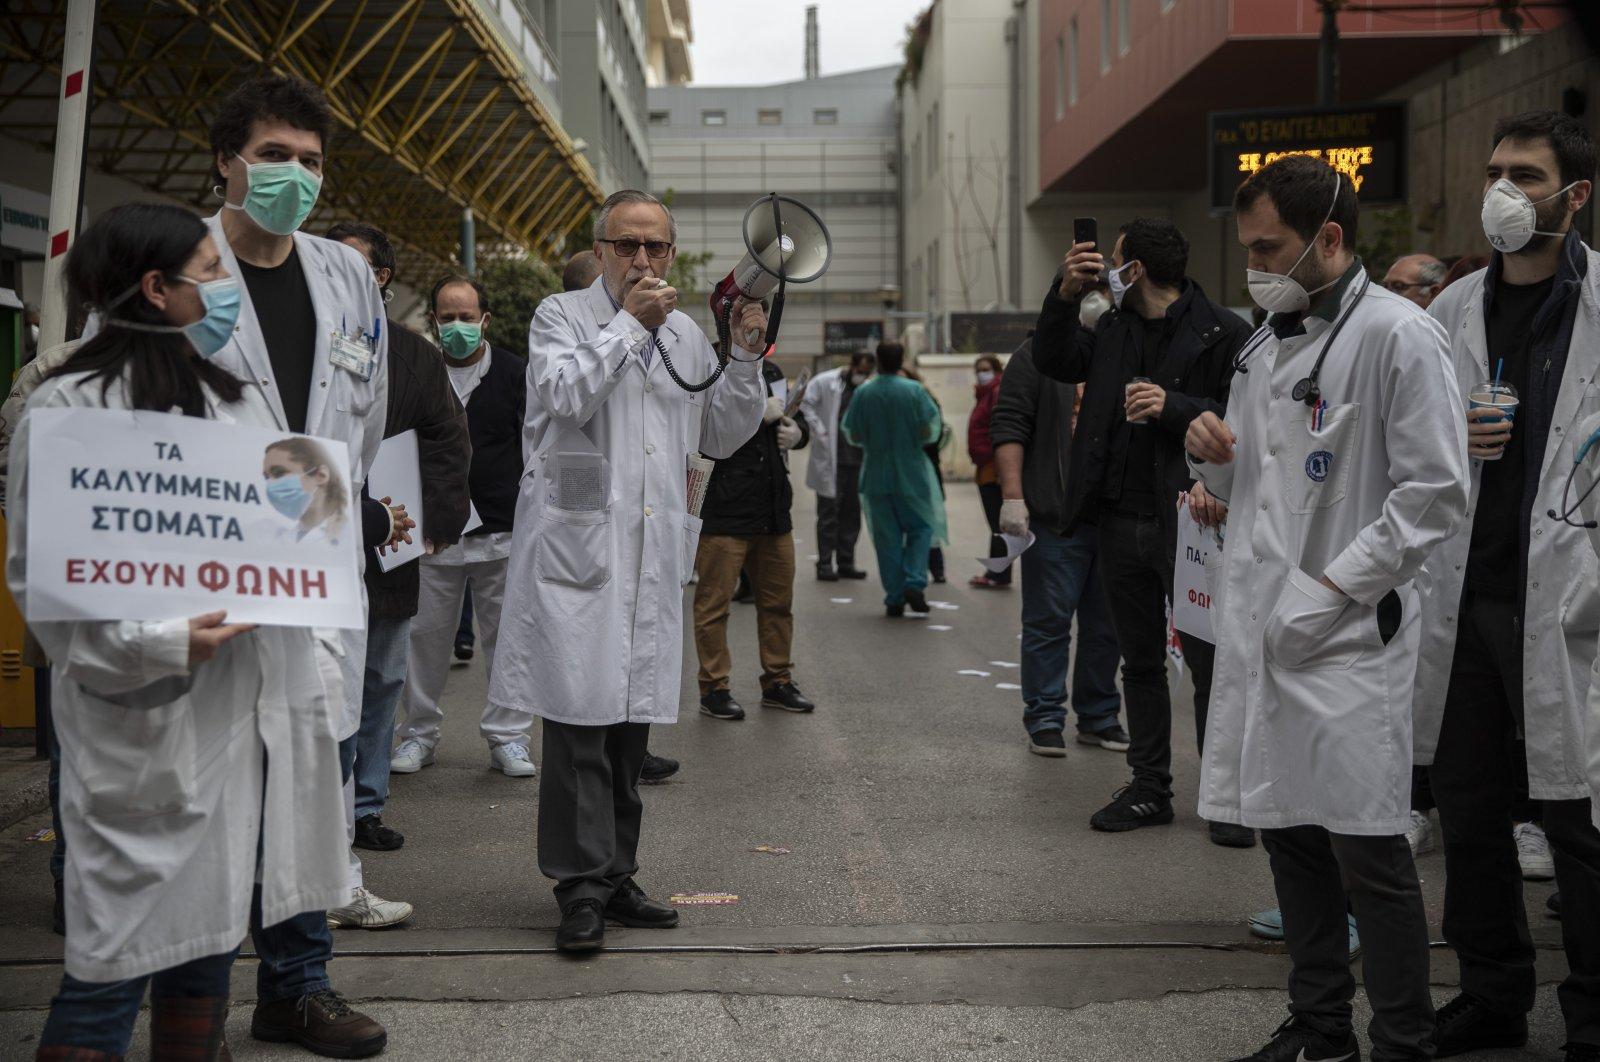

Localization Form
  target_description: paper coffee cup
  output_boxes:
[1468,383,1518,461]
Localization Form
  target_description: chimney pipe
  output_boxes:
[805,5,819,79]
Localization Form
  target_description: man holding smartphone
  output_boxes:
[1029,218,1252,843]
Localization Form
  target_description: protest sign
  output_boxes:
[1172,498,1216,642]
[368,430,424,573]
[24,408,364,628]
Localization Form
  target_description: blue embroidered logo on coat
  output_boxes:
[1305,450,1334,482]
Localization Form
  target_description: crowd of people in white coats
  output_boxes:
[9,66,1600,1062]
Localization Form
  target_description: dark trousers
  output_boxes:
[456,585,474,650]
[39,948,236,1055]
[1018,523,1122,737]
[976,481,1011,584]
[1262,826,1435,1060]
[1432,590,1600,1044]
[816,464,862,568]
[1094,510,1214,794]
[538,718,652,909]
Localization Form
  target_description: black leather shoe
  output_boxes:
[903,587,929,615]
[1229,1016,1359,1062]
[761,683,815,713]
[1209,820,1258,848]
[816,565,839,582]
[353,814,405,852]
[699,690,745,721]
[640,752,680,784]
[556,898,606,952]
[605,878,680,928]
[837,565,869,580]
[1434,993,1528,1057]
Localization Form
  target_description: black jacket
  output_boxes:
[1031,277,1248,546]
[700,360,810,536]
[364,320,473,619]
[464,345,527,536]
[987,337,1076,534]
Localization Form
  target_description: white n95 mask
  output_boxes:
[1246,172,1342,315]
[1107,261,1135,310]
[1481,177,1576,254]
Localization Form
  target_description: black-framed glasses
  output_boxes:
[598,238,674,260]
[1383,280,1424,292]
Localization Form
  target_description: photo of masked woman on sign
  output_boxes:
[263,436,350,547]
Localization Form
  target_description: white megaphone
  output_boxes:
[656,194,829,393]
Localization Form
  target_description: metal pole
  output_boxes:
[460,207,476,276]
[1005,5,1023,309]
[1317,0,1340,107]
[39,0,96,351]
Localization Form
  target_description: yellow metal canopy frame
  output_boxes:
[1,0,602,281]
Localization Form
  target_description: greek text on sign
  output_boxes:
[1208,103,1406,211]
[24,408,364,629]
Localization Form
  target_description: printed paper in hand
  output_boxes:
[369,431,424,573]
[23,407,364,628]
[686,453,715,518]
[1172,500,1215,642]
[556,452,606,512]
[977,531,1034,574]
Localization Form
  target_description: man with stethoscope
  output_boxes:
[1414,109,1600,1062]
[1186,154,1469,1062]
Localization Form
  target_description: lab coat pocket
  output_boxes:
[682,514,704,588]
[536,506,612,589]
[1279,402,1360,515]
[74,695,198,819]
[1265,566,1367,670]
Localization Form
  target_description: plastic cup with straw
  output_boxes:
[1468,357,1519,461]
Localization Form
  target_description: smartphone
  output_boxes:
[1073,217,1098,251]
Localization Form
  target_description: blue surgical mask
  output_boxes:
[438,321,483,360]
[266,472,315,521]
[103,274,241,359]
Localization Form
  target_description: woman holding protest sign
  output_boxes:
[9,203,351,1061]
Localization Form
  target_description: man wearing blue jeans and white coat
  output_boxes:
[489,190,765,953]
[1187,155,1468,1062]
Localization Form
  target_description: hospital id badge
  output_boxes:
[329,331,375,380]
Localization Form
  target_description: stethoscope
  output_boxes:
[1549,378,1600,528]
[1230,273,1373,409]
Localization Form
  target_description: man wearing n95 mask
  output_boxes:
[1187,154,1468,1062]
[1415,109,1600,1062]
[490,189,766,953]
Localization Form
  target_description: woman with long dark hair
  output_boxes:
[11,203,346,1061]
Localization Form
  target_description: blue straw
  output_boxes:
[1494,358,1503,391]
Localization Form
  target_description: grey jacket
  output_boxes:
[987,338,1076,534]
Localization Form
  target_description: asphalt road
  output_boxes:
[0,468,1569,1060]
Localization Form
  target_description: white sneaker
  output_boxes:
[327,887,413,929]
[1515,821,1555,880]
[1405,810,1434,857]
[389,738,434,774]
[490,741,537,778]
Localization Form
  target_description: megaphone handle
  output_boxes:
[764,286,786,351]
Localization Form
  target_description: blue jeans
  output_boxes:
[250,882,333,1005]
[43,667,64,883]
[1020,524,1122,737]
[352,614,411,819]
[39,949,237,1054]
[865,493,934,606]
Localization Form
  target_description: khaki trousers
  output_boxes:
[693,533,795,694]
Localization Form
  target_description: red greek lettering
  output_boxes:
[66,559,85,583]
[236,564,263,596]
[163,563,184,588]
[301,569,327,598]
[268,567,295,598]
[89,559,111,584]
[197,561,228,592]
[113,561,136,585]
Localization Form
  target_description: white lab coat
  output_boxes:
[203,214,388,741]
[487,277,764,726]
[6,371,346,982]
[1413,248,1600,801]
[1575,411,1600,828]
[1191,278,1469,835]
[800,366,847,498]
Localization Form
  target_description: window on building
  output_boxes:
[1119,0,1131,54]
[1100,0,1112,73]
[1054,34,1066,120]
[1068,18,1080,105]
[814,108,838,124]
[758,108,782,125]
[649,109,670,125]
[702,110,726,126]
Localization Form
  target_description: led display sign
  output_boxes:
[1208,102,1407,212]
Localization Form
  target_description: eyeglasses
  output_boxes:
[598,238,674,260]
[1383,280,1425,292]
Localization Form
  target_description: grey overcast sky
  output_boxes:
[685,0,929,86]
